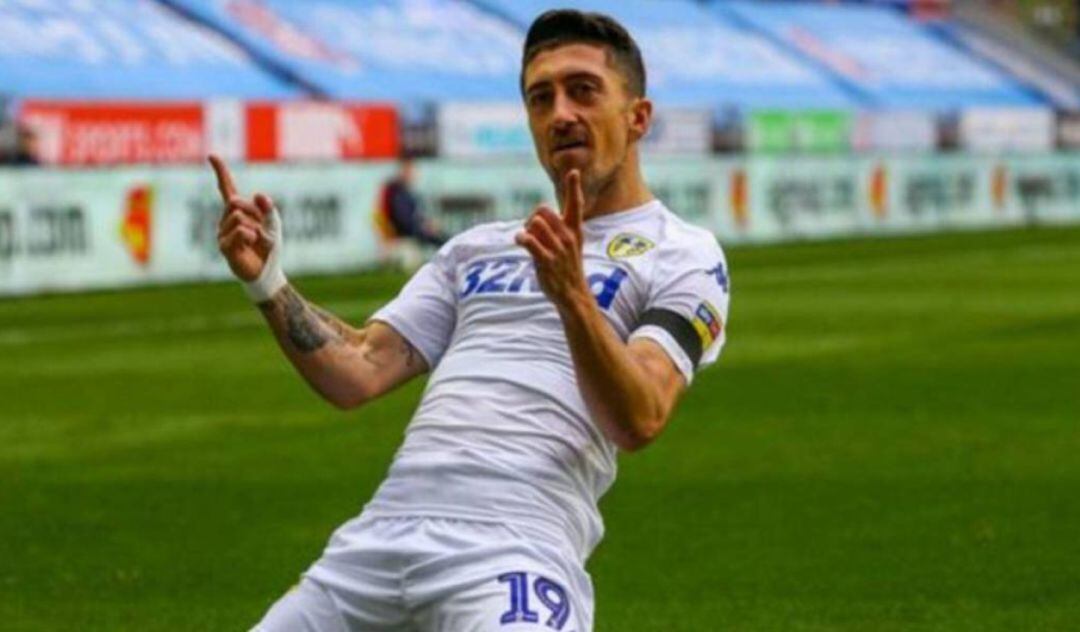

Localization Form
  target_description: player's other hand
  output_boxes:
[209,154,277,282]
[515,169,588,309]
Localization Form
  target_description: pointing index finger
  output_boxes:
[562,169,584,231]
[208,154,238,203]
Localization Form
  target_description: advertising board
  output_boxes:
[3,153,1079,296]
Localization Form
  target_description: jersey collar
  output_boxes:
[583,199,663,230]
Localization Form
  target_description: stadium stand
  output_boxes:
[2,0,1079,163]
[469,0,858,109]
[159,0,525,101]
[3,0,1055,109]
[0,0,296,99]
[712,0,1045,109]
[938,2,1080,108]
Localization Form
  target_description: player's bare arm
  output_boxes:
[516,169,685,452]
[210,154,427,409]
[254,290,425,409]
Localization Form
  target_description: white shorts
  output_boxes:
[251,515,594,632]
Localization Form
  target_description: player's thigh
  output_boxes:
[419,566,592,632]
[251,579,349,632]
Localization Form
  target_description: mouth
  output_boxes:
[551,138,590,156]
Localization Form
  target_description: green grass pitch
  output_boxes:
[2,226,1079,631]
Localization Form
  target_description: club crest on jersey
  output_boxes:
[691,301,722,348]
[606,233,654,260]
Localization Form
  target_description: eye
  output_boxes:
[570,82,598,101]
[527,91,552,109]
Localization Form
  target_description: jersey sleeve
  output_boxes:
[369,240,459,369]
[628,234,730,385]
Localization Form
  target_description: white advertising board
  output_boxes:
[960,107,1056,153]
[3,153,1079,296]
[852,111,937,152]
[0,163,393,296]
[437,103,533,159]
[437,103,713,158]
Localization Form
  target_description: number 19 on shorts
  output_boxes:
[497,571,571,630]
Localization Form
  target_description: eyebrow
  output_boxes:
[525,70,604,97]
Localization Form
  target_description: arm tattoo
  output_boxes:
[259,286,334,353]
[258,285,423,370]
[311,305,365,346]
[313,302,421,369]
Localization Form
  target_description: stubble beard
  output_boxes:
[553,146,627,210]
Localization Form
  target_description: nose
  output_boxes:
[552,90,577,128]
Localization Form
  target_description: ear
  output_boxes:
[627,97,653,143]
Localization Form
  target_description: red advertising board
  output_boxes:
[20,101,205,165]
[19,100,399,166]
[245,101,399,162]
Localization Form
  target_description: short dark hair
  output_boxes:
[521,9,646,98]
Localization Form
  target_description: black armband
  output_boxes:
[637,308,702,368]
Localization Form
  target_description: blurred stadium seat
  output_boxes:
[715,0,1042,108]
[4,0,1069,108]
[4,1,1077,150]
[472,0,858,108]
[159,0,525,101]
[0,0,296,99]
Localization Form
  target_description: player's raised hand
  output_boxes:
[209,155,287,302]
[515,169,589,310]
[210,155,273,281]
[560,168,584,240]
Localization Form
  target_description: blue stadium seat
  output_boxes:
[0,0,296,98]
[161,0,525,101]
[470,0,859,109]
[0,0,1052,110]
[712,0,1044,109]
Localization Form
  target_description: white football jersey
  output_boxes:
[364,199,730,562]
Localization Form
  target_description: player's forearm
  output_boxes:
[557,291,667,452]
[255,285,394,409]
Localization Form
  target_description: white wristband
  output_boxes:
[243,204,288,303]
[243,265,287,303]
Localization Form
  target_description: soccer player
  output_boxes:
[212,9,730,632]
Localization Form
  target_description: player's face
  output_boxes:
[523,44,645,195]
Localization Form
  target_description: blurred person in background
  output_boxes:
[211,8,729,632]
[2,122,40,167]
[0,95,11,160]
[377,155,448,247]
